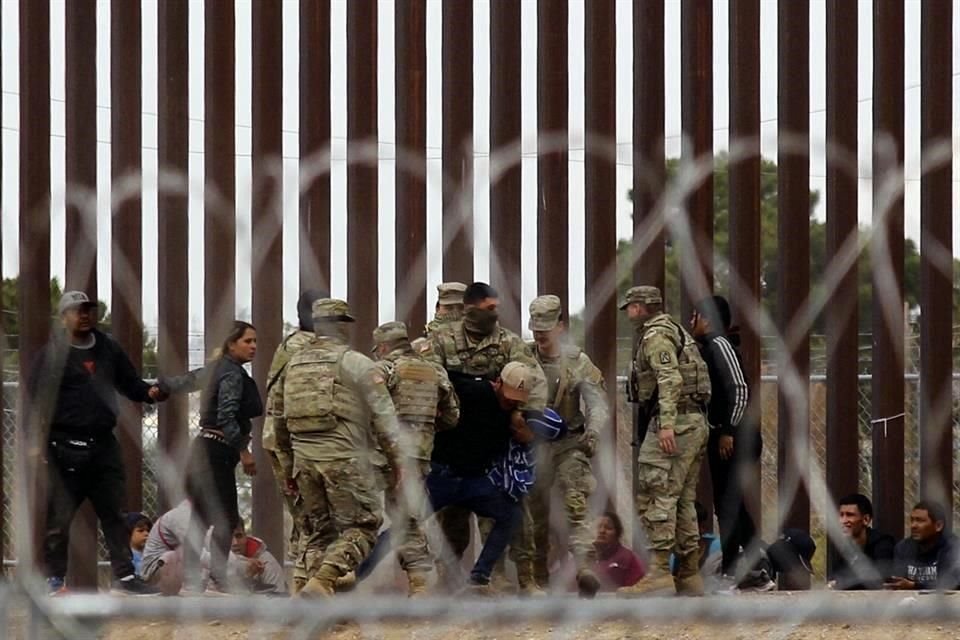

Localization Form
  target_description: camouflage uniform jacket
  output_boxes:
[376,345,460,462]
[412,313,461,357]
[631,313,711,432]
[274,335,400,475]
[531,342,609,453]
[262,329,315,469]
[426,320,547,411]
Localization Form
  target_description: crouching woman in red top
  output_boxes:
[593,511,646,591]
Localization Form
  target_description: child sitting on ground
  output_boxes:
[227,521,287,594]
[127,512,153,578]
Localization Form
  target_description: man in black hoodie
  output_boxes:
[827,493,895,589]
[27,291,164,595]
[690,295,757,576]
[887,500,960,590]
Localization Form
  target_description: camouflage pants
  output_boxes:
[636,415,708,557]
[383,458,432,573]
[293,456,383,578]
[266,449,308,582]
[528,444,596,573]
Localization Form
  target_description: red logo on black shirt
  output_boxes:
[83,361,96,375]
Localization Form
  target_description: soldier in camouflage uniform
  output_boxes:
[411,282,467,355]
[425,282,547,593]
[371,321,460,595]
[274,299,401,597]
[525,295,609,598]
[261,289,325,594]
[617,286,712,596]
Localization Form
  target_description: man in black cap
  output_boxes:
[27,291,165,595]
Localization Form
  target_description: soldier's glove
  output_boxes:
[578,429,599,458]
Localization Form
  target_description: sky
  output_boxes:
[1,0,959,342]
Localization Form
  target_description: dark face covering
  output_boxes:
[464,307,499,337]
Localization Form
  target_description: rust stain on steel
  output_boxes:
[777,0,811,546]
[65,0,98,299]
[251,0,285,558]
[679,0,713,321]
[490,0,522,334]
[870,0,905,540]
[681,0,715,523]
[65,0,100,590]
[631,0,666,538]
[19,0,52,571]
[442,0,474,284]
[825,0,859,506]
[584,0,618,507]
[632,0,665,293]
[300,0,332,293]
[111,0,144,513]
[537,0,569,306]
[157,0,190,510]
[728,0,762,533]
[205,0,237,352]
[396,0,428,335]
[919,0,951,523]
[347,0,378,353]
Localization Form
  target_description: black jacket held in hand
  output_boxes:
[27,329,154,438]
[694,330,748,436]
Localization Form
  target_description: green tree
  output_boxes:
[606,154,948,367]
[1,277,158,379]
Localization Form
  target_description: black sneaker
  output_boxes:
[111,575,160,596]
[576,569,600,599]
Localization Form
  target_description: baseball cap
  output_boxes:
[528,295,562,332]
[437,282,467,306]
[499,362,533,402]
[58,291,98,316]
[618,285,662,310]
[312,298,356,323]
[372,321,409,350]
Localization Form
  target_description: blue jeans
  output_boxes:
[426,463,521,583]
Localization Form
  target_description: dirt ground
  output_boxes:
[7,592,960,640]
[94,620,960,640]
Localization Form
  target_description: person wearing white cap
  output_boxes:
[27,291,166,596]
[426,362,552,593]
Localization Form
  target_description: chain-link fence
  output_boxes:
[2,331,959,579]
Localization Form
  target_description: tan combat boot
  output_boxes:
[300,564,340,598]
[616,550,675,597]
[576,568,600,599]
[406,571,429,597]
[291,576,307,595]
[489,558,513,594]
[674,552,704,596]
[516,560,546,597]
[335,570,357,592]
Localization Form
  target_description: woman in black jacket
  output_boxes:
[166,321,262,593]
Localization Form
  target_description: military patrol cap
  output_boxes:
[312,298,356,323]
[372,321,409,346]
[618,285,662,310]
[437,282,467,306]
[528,295,562,331]
[500,362,533,402]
